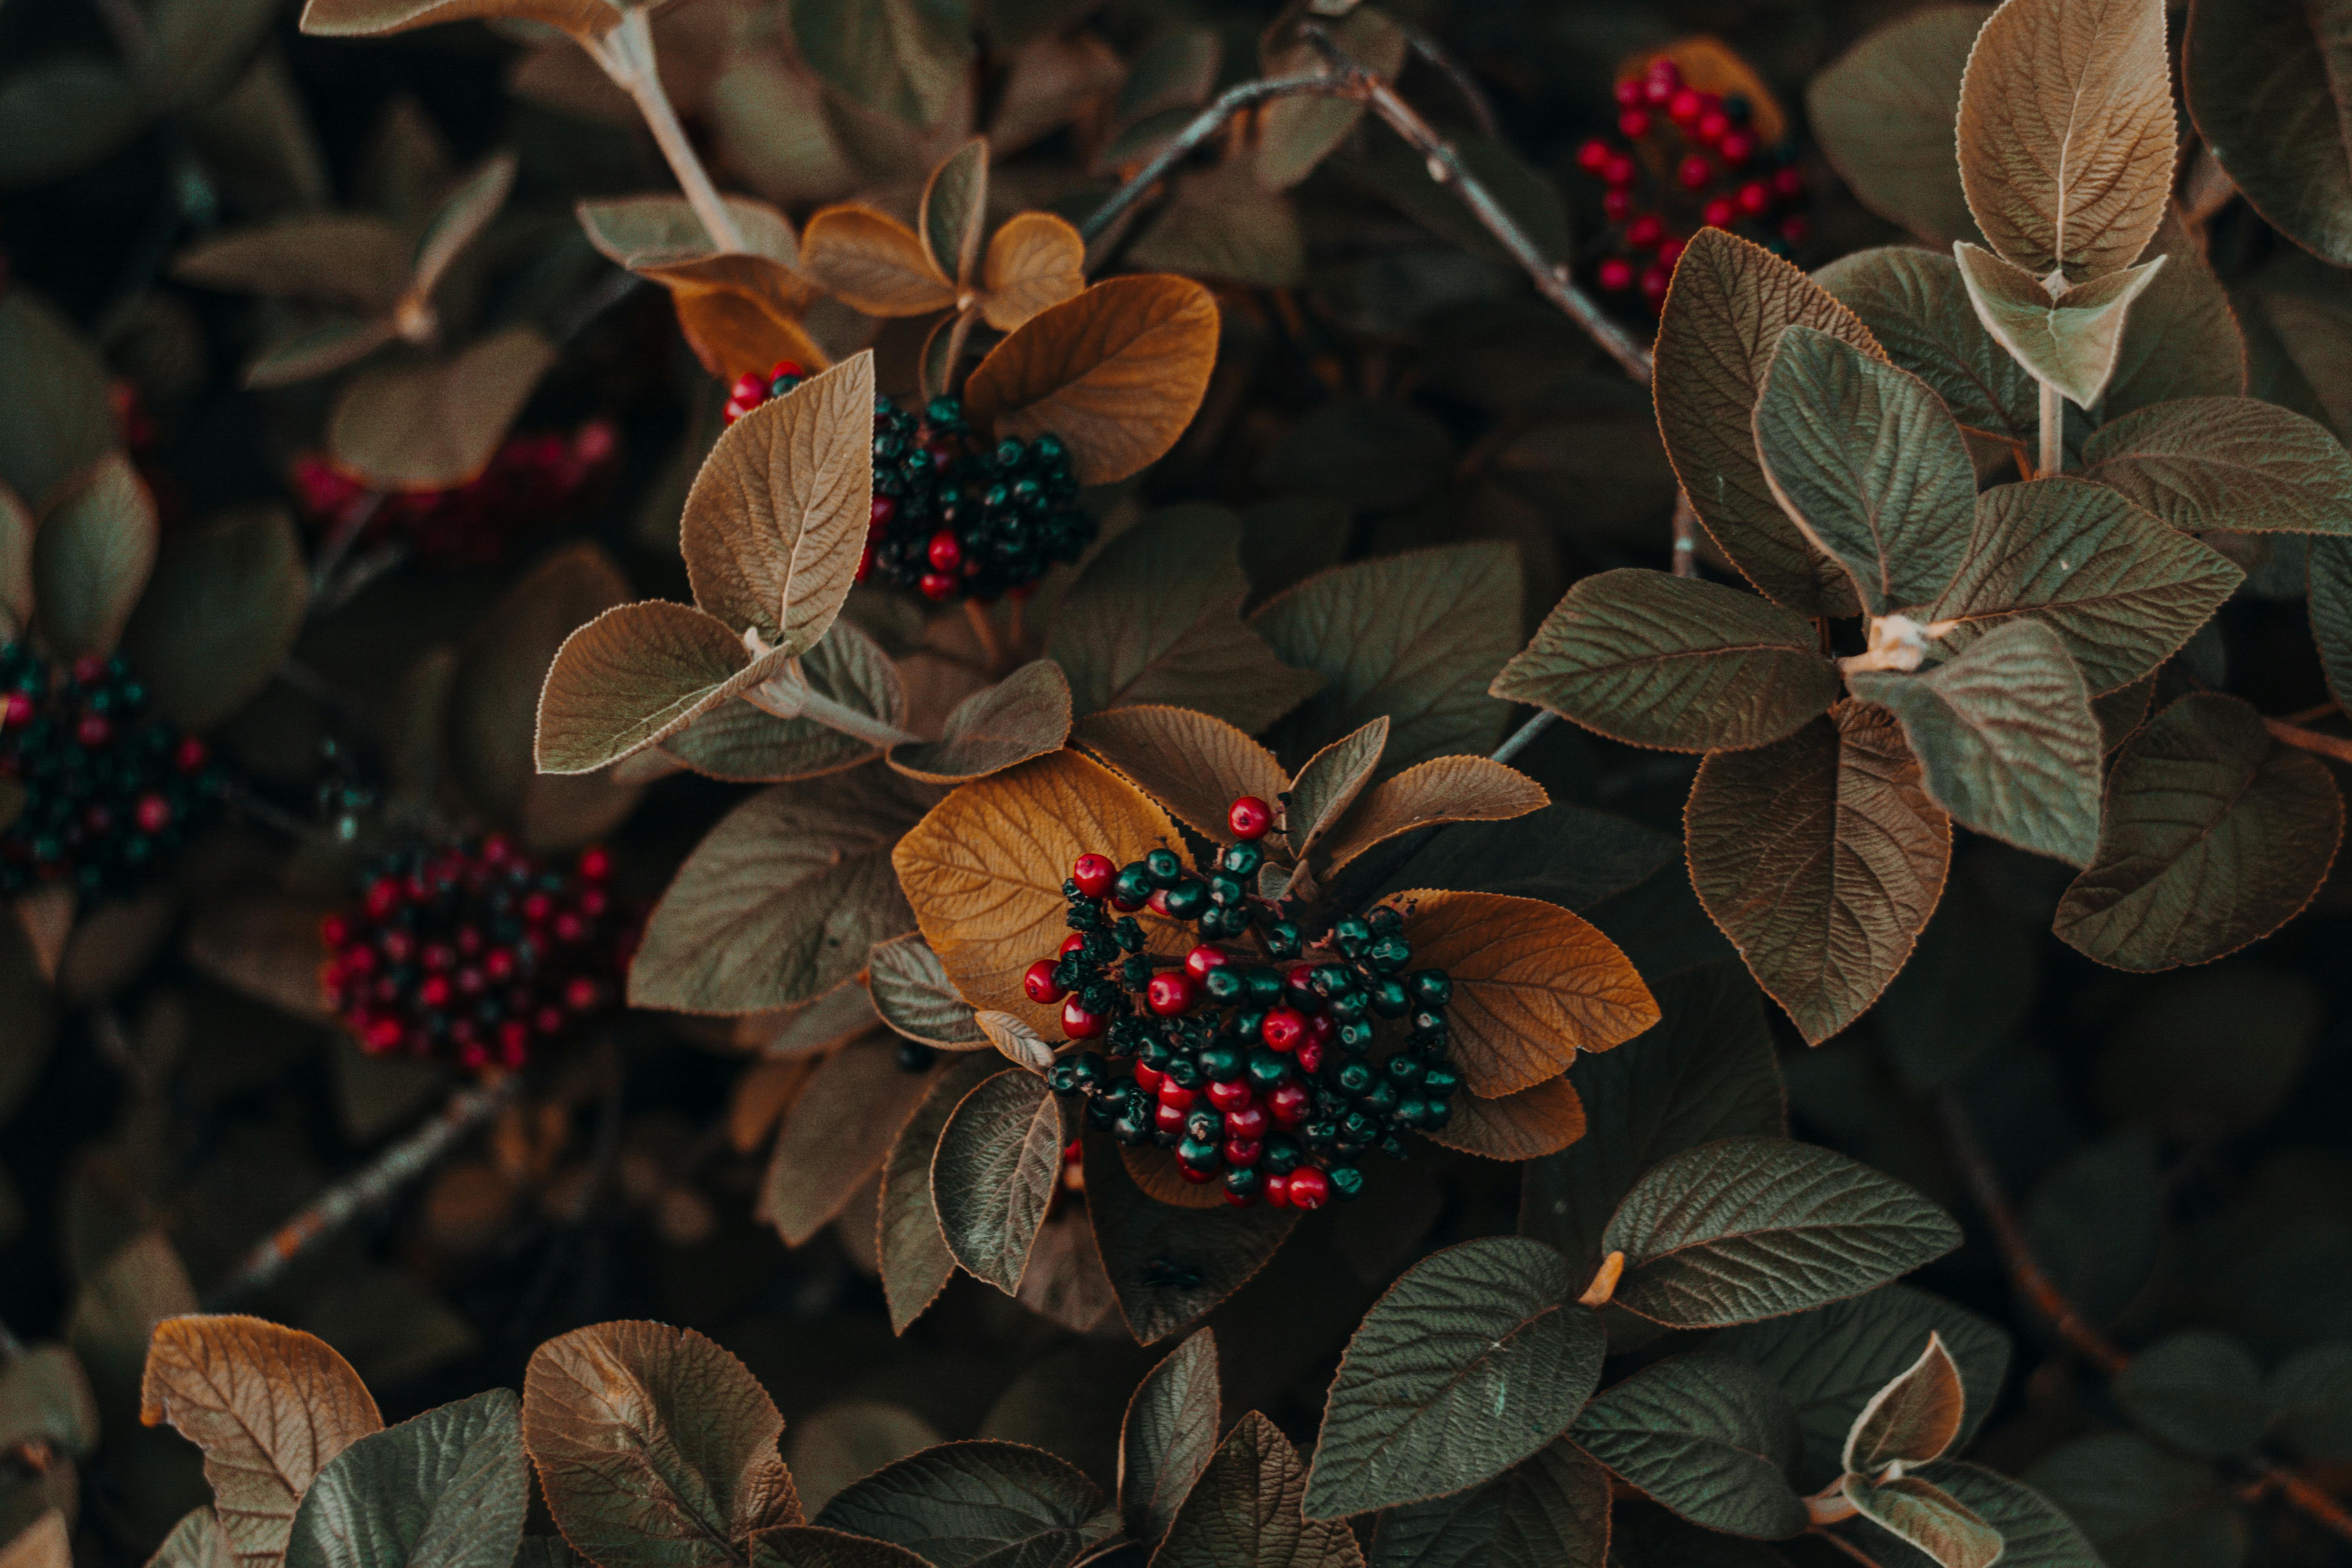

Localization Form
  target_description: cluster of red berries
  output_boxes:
[1575,55,1811,307]
[724,363,1094,604]
[290,420,618,566]
[1035,796,1462,1210]
[320,838,639,1073]
[0,644,222,897]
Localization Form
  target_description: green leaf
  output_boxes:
[920,139,987,286]
[119,506,309,730]
[1082,1137,1294,1344]
[1911,1462,2103,1568]
[1519,967,1786,1282]
[1490,570,1835,753]
[1926,477,2243,695]
[681,353,875,652]
[285,1390,526,1568]
[2115,1331,2267,1459]
[1049,506,1319,735]
[748,1526,926,1568]
[0,1348,97,1462]
[1155,1414,1363,1568]
[1953,244,2163,408]
[789,0,975,129]
[1602,1136,1962,1328]
[1251,543,1520,774]
[1367,1441,1610,1568]
[1954,0,2174,284]
[931,1067,1064,1294]
[662,620,904,783]
[763,1035,933,1247]
[523,1322,801,1568]
[1841,1476,2001,1568]
[1257,9,1406,191]
[1686,704,1951,1045]
[1849,619,2103,866]
[2266,1342,2352,1461]
[328,328,556,490]
[1118,1329,1218,1542]
[2101,211,2247,420]
[1568,1353,1806,1539]
[1285,719,1388,865]
[813,1441,1115,1568]
[147,1509,233,1568]
[33,456,157,661]
[1754,325,1977,614]
[2316,537,2352,711]
[2022,1132,2161,1326]
[1653,227,1877,617]
[1806,8,1989,249]
[1814,246,2035,445]
[2054,693,2343,970]
[889,661,1071,784]
[629,765,931,1012]
[2082,396,2352,534]
[2025,1434,2245,1568]
[1874,867,2038,1091]
[880,1054,1001,1334]
[0,60,147,189]
[1716,1286,2008,1488]
[1305,1238,1603,1520]
[410,151,516,299]
[0,289,116,512]
[868,933,985,1049]
[2186,0,2352,268]
[1844,1333,1966,1476]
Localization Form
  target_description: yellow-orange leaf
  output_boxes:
[1424,1074,1587,1161]
[670,288,830,384]
[1122,1144,1227,1209]
[963,276,1220,486]
[1073,705,1287,844]
[893,749,1183,1034]
[800,205,958,318]
[1391,889,1659,1096]
[140,1316,383,1568]
[980,212,1087,332]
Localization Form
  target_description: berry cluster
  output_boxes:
[1575,55,1810,307]
[291,420,618,566]
[320,838,638,1073]
[0,645,222,897]
[1036,796,1462,1210]
[723,363,1094,603]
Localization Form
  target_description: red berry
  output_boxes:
[1158,1082,1198,1110]
[1577,137,1613,173]
[578,846,612,881]
[1643,74,1676,107]
[1269,1082,1311,1127]
[1288,1167,1331,1209]
[1703,197,1737,229]
[1072,854,1116,897]
[1133,1061,1165,1093]
[1024,959,1067,1004]
[1613,79,1643,108]
[1780,215,1811,244]
[1737,181,1770,216]
[1646,57,1682,89]
[1260,1008,1307,1052]
[918,571,956,601]
[1060,933,1087,956]
[1263,1171,1291,1207]
[1062,998,1104,1039]
[1296,1039,1323,1074]
[1228,796,1273,840]
[1062,1138,1083,1165]
[365,1018,404,1053]
[1224,1138,1261,1168]
[1657,237,1687,269]
[1602,188,1633,221]
[728,372,764,404]
[1773,167,1806,200]
[769,360,805,381]
[1146,888,1171,916]
[1719,130,1756,167]
[1678,154,1712,191]
[1180,1163,1217,1184]
[1697,109,1731,144]
[1626,213,1664,249]
[71,656,102,684]
[75,714,110,748]
[1155,1100,1188,1136]
[134,793,171,834]
[1184,944,1228,981]
[871,494,898,531]
[419,975,452,1009]
[1,692,31,728]
[1668,87,1705,123]
[1602,154,1636,187]
[1207,1078,1253,1112]
[927,530,962,571]
[1225,1103,1267,1142]
[1617,109,1650,139]
[1146,971,1196,1016]
[174,736,207,773]
[1639,265,1671,305]
[1597,258,1635,292]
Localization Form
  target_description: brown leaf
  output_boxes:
[522,1321,801,1568]
[139,1316,384,1568]
[893,749,1183,1034]
[978,212,1085,332]
[963,276,1220,486]
[1120,1144,1226,1210]
[1392,889,1659,1096]
[535,600,789,776]
[886,660,1071,784]
[762,1036,932,1246]
[298,0,622,42]
[799,206,956,318]
[878,1054,1000,1334]
[1014,1210,1119,1334]
[183,893,335,1024]
[1285,719,1388,864]
[1316,758,1550,875]
[670,289,832,385]
[327,328,556,491]
[680,352,875,651]
[974,1011,1055,1072]
[0,483,32,642]
[1686,702,1952,1044]
[172,215,411,314]
[1423,1075,1586,1161]
[0,1513,67,1568]
[1072,705,1288,845]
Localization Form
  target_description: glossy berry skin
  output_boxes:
[1679,154,1713,191]
[1146,971,1196,1017]
[1024,960,1068,1004]
[1184,944,1228,982]
[1071,855,1116,897]
[1287,1167,1331,1210]
[1062,998,1105,1040]
[1598,258,1635,292]
[1261,1008,1307,1053]
[1228,795,1273,840]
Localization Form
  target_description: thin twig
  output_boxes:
[1672,490,1700,579]
[2254,1460,2352,1540]
[2265,717,2352,767]
[309,492,383,599]
[1392,15,1501,138]
[1490,710,1557,765]
[2037,381,2062,479]
[588,10,744,252]
[2281,700,2342,726]
[1079,70,1348,248]
[205,1073,523,1306]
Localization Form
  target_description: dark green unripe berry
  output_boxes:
[1359,1080,1398,1115]
[1394,1095,1431,1128]
[1408,969,1453,1007]
[1072,1051,1110,1092]
[1163,1054,1204,1089]
[1329,989,1369,1024]
[1195,906,1232,937]
[1244,968,1284,1005]
[1378,1133,1407,1160]
[1113,916,1144,952]
[1208,874,1246,907]
[1048,1061,1081,1096]
[1205,967,1245,1002]
[1114,865,1153,906]
[1262,1134,1302,1174]
[1223,1164,1263,1199]
[1421,1098,1452,1130]
[1334,1061,1374,1095]
[1200,1042,1245,1082]
[1114,1112,1153,1145]
[1139,1037,1175,1072]
[1264,922,1302,958]
[1311,964,1355,998]
[1246,1047,1290,1090]
[1410,1009,1448,1041]
[1232,1009,1266,1042]
[1328,1165,1365,1200]
[1341,1110,1379,1144]
[1385,1053,1424,1085]
[1368,907,1403,936]
[1163,879,1209,919]
[1184,1107,1223,1142]
[1332,916,1372,955]
[1177,1135,1222,1168]
[1421,1064,1461,1100]
[1220,842,1263,877]
[1338,1020,1377,1052]
[995,438,1025,466]
[1368,978,1410,1018]
[1368,935,1412,974]
[1145,848,1183,887]
[1303,1120,1339,1151]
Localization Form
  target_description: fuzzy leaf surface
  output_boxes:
[813,1441,1114,1568]
[880,1054,1001,1333]
[1317,758,1549,875]
[1286,720,1388,864]
[1815,245,2036,442]
[536,602,784,776]
[285,1390,526,1568]
[1842,1475,2002,1568]
[1421,1074,1586,1162]
[1366,1441,1610,1568]
[1073,706,1288,845]
[868,933,985,1049]
[1953,243,2161,407]
[1844,1333,1967,1475]
[1568,1353,1806,1539]
[1154,1414,1363,1568]
[1118,1330,1218,1542]
[932,1068,1063,1294]
[2081,396,2352,534]
[890,661,1072,784]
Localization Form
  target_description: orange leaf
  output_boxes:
[893,749,1184,1033]
[1423,1074,1587,1161]
[962,275,1220,486]
[1317,757,1550,875]
[1072,704,1287,844]
[1122,1143,1227,1209]
[670,287,830,383]
[980,211,1086,332]
[801,205,958,317]
[1391,889,1659,1096]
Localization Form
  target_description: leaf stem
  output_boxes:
[2037,380,2062,478]
[964,599,1007,674]
[1078,71,1350,250]
[746,667,922,748]
[2263,716,2352,767]
[1392,15,1501,138]
[1489,709,1557,764]
[1672,490,1700,579]
[589,9,744,254]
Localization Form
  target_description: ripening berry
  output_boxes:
[1071,854,1116,897]
[1626,213,1664,249]
[1576,137,1613,173]
[1719,129,1756,167]
[1617,109,1650,139]
[1679,154,1712,191]
[1146,971,1196,1016]
[1185,944,1229,982]
[918,571,956,600]
[1228,796,1273,840]
[1024,959,1068,1004]
[1703,196,1738,229]
[1602,188,1633,221]
[1598,257,1636,292]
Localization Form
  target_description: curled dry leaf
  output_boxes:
[1845,1331,1968,1475]
[963,275,1221,486]
[1390,889,1659,1097]
[1314,757,1550,875]
[139,1316,385,1568]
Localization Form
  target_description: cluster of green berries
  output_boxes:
[320,838,637,1073]
[1036,795,1462,1210]
[723,362,1095,604]
[0,644,223,897]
